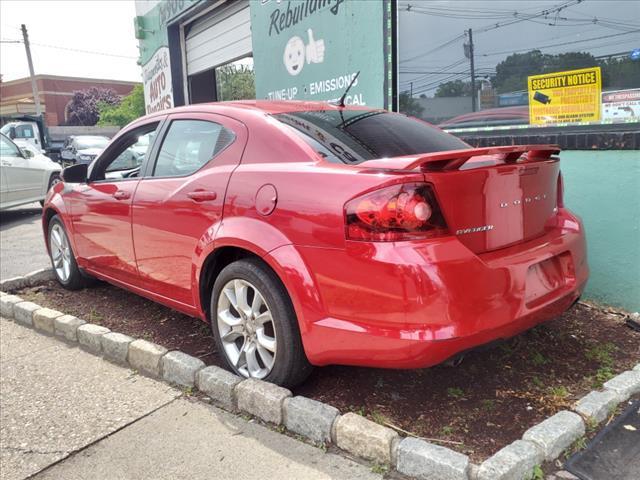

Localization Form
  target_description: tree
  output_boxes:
[65,87,119,126]
[399,92,424,117]
[435,80,474,98]
[492,50,603,93]
[98,85,145,127]
[215,65,255,101]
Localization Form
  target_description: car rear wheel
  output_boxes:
[211,258,312,387]
[48,215,88,290]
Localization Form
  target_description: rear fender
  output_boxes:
[192,216,294,316]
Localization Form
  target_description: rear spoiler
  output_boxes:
[359,145,560,172]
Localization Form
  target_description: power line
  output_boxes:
[0,37,137,59]
[478,29,640,57]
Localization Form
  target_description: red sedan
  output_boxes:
[43,101,588,386]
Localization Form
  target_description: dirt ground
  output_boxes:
[18,280,640,462]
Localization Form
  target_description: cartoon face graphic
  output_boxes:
[283,36,305,76]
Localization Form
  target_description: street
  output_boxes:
[0,204,50,280]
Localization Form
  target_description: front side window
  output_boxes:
[0,135,20,157]
[152,120,234,177]
[274,110,469,165]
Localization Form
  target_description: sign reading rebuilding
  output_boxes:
[527,67,602,125]
[249,0,388,108]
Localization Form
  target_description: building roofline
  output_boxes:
[1,74,141,87]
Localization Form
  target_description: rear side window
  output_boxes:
[274,110,469,164]
[153,120,235,177]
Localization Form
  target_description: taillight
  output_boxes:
[345,182,449,241]
[557,172,565,208]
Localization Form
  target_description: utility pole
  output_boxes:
[21,24,42,117]
[410,82,413,97]
[466,28,477,112]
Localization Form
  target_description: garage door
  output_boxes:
[185,0,252,76]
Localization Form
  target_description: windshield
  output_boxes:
[274,110,469,164]
[75,136,109,149]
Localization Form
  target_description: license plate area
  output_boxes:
[525,252,574,307]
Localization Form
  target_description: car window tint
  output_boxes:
[0,135,20,157]
[153,120,234,177]
[275,110,469,164]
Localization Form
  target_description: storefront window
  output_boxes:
[214,57,256,102]
[397,0,639,147]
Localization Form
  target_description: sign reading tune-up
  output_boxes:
[249,0,390,108]
[527,67,602,125]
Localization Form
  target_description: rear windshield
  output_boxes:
[274,110,469,164]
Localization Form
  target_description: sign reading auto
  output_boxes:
[143,47,174,114]
[527,67,601,125]
[250,0,387,108]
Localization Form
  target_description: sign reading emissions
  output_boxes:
[527,67,602,125]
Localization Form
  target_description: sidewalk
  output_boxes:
[0,318,380,480]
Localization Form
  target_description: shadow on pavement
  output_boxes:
[0,206,42,230]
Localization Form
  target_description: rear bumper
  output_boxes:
[285,208,588,368]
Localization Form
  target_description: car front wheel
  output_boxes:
[48,215,88,290]
[211,258,312,387]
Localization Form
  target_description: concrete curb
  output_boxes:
[2,271,639,480]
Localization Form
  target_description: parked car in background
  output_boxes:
[60,135,110,164]
[43,101,588,387]
[1,133,61,210]
[439,106,530,129]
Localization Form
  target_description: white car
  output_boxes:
[0,133,62,210]
[60,135,110,165]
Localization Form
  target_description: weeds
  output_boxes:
[549,385,569,399]
[481,399,495,411]
[532,465,544,480]
[371,463,389,475]
[530,350,549,366]
[370,410,390,426]
[532,376,545,389]
[440,425,454,436]
[447,387,464,399]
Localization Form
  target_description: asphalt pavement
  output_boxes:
[0,204,51,280]
[0,319,380,480]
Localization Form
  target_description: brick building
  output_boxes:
[0,74,139,126]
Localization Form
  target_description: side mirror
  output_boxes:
[61,163,88,183]
[8,126,16,139]
[20,148,34,158]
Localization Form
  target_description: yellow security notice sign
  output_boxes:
[528,67,601,125]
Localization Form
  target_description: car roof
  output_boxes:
[158,100,376,116]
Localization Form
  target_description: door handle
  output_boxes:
[113,190,131,200]
[187,190,217,202]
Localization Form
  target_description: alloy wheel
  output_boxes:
[217,279,277,379]
[50,224,71,282]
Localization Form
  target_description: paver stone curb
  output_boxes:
[127,339,168,377]
[522,410,585,461]
[14,301,40,326]
[161,350,205,387]
[477,439,543,480]
[335,412,398,464]
[236,378,291,425]
[33,307,64,334]
[283,396,339,444]
[196,366,243,411]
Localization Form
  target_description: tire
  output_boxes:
[47,215,88,290]
[211,258,313,387]
[40,173,61,207]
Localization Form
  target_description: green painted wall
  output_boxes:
[561,150,640,311]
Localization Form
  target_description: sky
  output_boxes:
[0,0,638,91]
[0,0,141,82]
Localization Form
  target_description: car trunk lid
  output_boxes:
[358,145,561,253]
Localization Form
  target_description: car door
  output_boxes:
[0,134,44,204]
[69,120,162,284]
[132,112,247,308]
